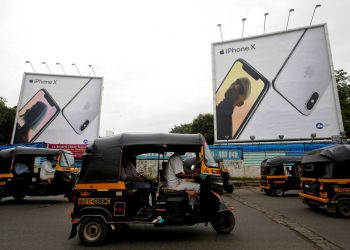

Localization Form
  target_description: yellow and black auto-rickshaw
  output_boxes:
[0,146,78,202]
[259,156,302,197]
[299,144,350,217]
[69,133,235,246]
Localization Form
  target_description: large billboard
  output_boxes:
[212,24,343,143]
[11,73,103,145]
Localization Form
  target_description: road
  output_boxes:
[0,186,348,250]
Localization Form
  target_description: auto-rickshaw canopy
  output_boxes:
[0,146,67,159]
[301,145,350,178]
[79,133,215,183]
[260,156,302,176]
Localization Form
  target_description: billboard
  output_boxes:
[11,73,103,145]
[212,24,343,143]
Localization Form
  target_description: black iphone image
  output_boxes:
[14,89,60,143]
[216,59,269,140]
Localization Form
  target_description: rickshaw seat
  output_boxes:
[160,188,187,197]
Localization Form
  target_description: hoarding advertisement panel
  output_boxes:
[212,24,343,142]
[11,73,103,145]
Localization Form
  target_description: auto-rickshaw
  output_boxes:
[0,146,78,202]
[299,144,350,217]
[259,156,302,197]
[184,156,234,193]
[69,133,235,246]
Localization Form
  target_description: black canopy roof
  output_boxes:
[0,146,67,159]
[302,144,350,164]
[262,156,302,166]
[79,133,207,183]
[86,133,206,155]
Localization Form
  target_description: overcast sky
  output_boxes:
[1,0,349,137]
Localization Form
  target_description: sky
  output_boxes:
[1,0,349,137]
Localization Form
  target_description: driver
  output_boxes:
[165,150,200,205]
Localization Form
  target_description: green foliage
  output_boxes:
[191,113,214,144]
[169,123,192,134]
[335,69,350,136]
[0,97,16,144]
[170,113,214,144]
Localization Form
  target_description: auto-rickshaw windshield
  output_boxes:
[204,144,217,167]
[60,152,75,166]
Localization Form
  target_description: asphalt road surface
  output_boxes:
[0,186,349,250]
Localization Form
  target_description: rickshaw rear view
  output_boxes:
[69,133,235,246]
[259,156,302,196]
[299,144,350,217]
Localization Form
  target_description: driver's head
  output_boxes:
[175,150,186,156]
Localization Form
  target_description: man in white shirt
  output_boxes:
[165,151,200,194]
[40,155,55,184]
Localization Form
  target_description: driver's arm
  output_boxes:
[176,172,197,179]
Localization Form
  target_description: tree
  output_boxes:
[170,113,214,144]
[335,69,350,136]
[0,97,16,144]
[191,113,214,144]
[169,123,192,134]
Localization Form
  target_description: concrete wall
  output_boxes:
[136,159,258,179]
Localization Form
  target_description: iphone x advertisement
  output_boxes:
[12,74,103,144]
[212,24,343,142]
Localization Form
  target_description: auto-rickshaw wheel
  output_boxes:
[211,210,235,234]
[224,184,234,193]
[274,188,284,197]
[79,217,108,246]
[13,192,25,201]
[336,200,350,218]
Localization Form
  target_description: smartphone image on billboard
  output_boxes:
[13,89,60,143]
[216,59,269,140]
[272,27,332,116]
[62,78,102,135]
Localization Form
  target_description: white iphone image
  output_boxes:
[62,78,102,135]
[272,26,332,116]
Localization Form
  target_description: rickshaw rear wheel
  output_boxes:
[79,217,108,246]
[211,211,235,234]
[275,188,284,197]
[13,192,25,201]
[336,200,350,218]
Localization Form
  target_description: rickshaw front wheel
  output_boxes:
[336,200,350,218]
[79,217,108,246]
[211,211,235,234]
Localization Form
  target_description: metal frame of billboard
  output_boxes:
[212,24,344,144]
